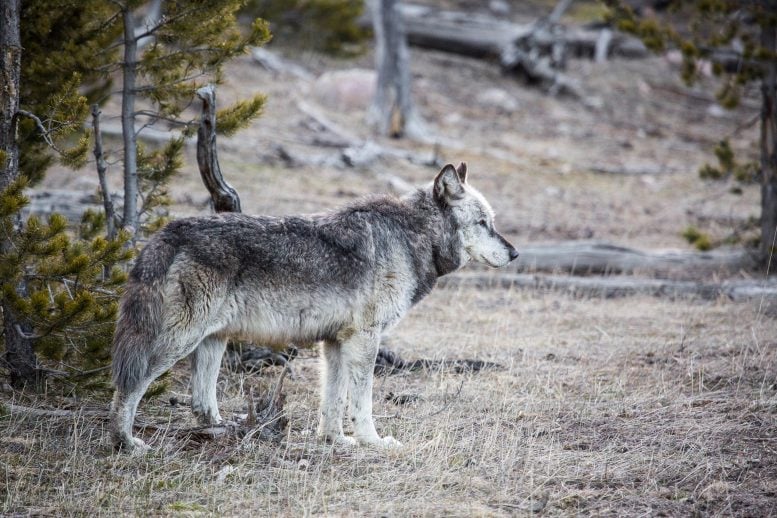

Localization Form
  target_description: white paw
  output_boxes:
[335,435,358,447]
[318,432,357,447]
[378,435,403,449]
[129,437,151,455]
[195,411,223,426]
[115,436,150,454]
[358,435,403,449]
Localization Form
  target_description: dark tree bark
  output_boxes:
[121,6,139,234]
[196,85,241,213]
[1,0,38,387]
[368,0,427,139]
[760,23,777,268]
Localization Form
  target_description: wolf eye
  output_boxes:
[478,219,488,227]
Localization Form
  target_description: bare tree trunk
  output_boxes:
[0,0,22,192]
[91,104,116,241]
[760,23,777,269]
[121,6,139,234]
[196,85,241,213]
[368,0,427,140]
[1,0,38,387]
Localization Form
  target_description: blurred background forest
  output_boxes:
[2,0,776,515]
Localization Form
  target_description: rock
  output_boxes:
[312,69,376,111]
[475,87,520,112]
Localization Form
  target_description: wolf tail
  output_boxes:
[111,240,176,393]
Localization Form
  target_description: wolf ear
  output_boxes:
[456,162,467,183]
[434,164,465,203]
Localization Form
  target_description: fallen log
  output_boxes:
[440,271,777,303]
[389,3,648,61]
[512,241,755,276]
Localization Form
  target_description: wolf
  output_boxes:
[109,162,518,451]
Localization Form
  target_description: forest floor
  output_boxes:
[3,3,777,516]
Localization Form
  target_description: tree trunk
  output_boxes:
[1,0,38,387]
[368,0,427,139]
[760,23,777,269]
[121,6,139,234]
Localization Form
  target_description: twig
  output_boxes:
[14,324,42,340]
[398,376,465,421]
[246,387,256,427]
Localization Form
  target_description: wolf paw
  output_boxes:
[334,435,358,447]
[377,435,403,449]
[318,432,358,447]
[115,436,150,454]
[357,435,403,449]
[194,410,224,427]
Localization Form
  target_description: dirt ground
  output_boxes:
[4,3,776,516]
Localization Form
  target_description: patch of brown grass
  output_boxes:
[2,287,775,516]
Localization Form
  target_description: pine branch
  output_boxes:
[14,109,66,156]
[133,110,196,128]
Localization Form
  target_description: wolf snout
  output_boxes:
[508,247,519,262]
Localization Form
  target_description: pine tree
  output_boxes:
[1,1,271,389]
[604,0,777,264]
[2,0,128,388]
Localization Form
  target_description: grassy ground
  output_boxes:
[3,287,775,516]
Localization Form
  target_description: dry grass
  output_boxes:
[3,286,775,516]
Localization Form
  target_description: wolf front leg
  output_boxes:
[317,340,355,446]
[342,329,402,448]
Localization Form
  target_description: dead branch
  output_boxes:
[14,109,67,155]
[6,403,105,418]
[374,347,502,375]
[196,85,241,213]
[91,104,117,240]
[251,47,313,81]
[292,98,439,182]
[499,0,584,98]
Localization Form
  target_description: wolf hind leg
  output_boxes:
[317,340,354,446]
[190,335,227,425]
[342,330,402,449]
[110,327,209,452]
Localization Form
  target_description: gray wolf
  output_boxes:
[109,163,518,451]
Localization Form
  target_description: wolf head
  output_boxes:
[433,163,519,268]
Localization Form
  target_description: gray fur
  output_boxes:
[109,163,518,451]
